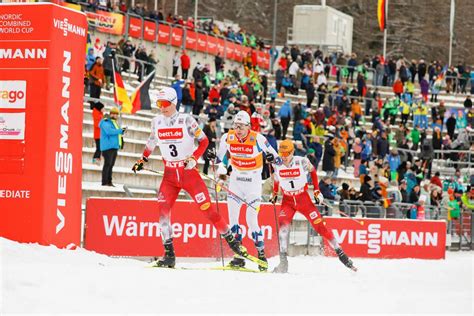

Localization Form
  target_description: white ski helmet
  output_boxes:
[156,87,178,106]
[234,110,251,125]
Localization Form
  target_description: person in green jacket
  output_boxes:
[448,195,461,220]
[461,187,474,210]
[410,126,421,151]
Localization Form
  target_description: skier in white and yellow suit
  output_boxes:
[211,111,281,271]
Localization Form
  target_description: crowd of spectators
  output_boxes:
[166,43,474,226]
[72,0,266,49]
[80,12,473,227]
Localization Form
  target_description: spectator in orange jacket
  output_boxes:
[392,79,404,98]
[351,100,363,126]
[89,57,105,99]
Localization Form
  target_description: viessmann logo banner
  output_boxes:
[323,217,446,259]
[0,80,26,109]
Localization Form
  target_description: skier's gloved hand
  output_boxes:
[314,190,323,204]
[132,157,148,173]
[206,148,217,160]
[269,193,278,204]
[184,156,197,170]
[265,153,275,163]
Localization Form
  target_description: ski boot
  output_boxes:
[222,231,247,257]
[228,255,246,268]
[257,249,268,272]
[273,252,288,273]
[155,240,176,268]
[335,248,357,271]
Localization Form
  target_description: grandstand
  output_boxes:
[82,56,473,251]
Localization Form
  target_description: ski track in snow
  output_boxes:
[1,237,472,315]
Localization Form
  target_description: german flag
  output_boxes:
[113,70,133,114]
[377,0,386,32]
[130,71,155,114]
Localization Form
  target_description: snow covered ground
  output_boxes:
[1,237,472,315]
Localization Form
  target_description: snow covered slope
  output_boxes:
[1,237,472,315]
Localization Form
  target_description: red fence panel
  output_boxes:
[196,33,207,53]
[225,40,234,60]
[207,35,218,55]
[185,30,197,51]
[157,23,171,44]
[216,37,225,56]
[170,26,184,47]
[143,20,156,42]
[128,16,142,39]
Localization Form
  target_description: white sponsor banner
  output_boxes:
[0,112,25,140]
[0,80,26,109]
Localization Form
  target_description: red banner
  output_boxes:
[157,23,170,44]
[143,20,156,42]
[84,199,279,258]
[225,41,235,60]
[0,3,86,247]
[185,30,197,51]
[128,16,142,39]
[323,218,446,259]
[196,33,207,53]
[86,9,124,35]
[216,38,225,56]
[170,26,184,47]
[233,44,243,62]
[207,36,218,55]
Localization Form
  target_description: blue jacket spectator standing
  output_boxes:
[86,48,96,71]
[99,107,124,186]
[278,100,292,140]
[171,75,184,110]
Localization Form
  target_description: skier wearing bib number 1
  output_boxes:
[207,110,282,271]
[270,140,357,273]
[131,87,246,268]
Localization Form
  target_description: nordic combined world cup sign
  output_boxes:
[0,3,87,248]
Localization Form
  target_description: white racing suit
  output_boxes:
[216,130,279,250]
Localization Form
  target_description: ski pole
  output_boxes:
[331,207,365,226]
[267,161,282,258]
[143,167,163,175]
[211,158,225,268]
[198,169,260,212]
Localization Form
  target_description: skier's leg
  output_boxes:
[154,176,181,268]
[182,169,228,233]
[273,196,297,273]
[182,169,246,257]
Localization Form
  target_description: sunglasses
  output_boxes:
[157,100,173,108]
[278,151,293,157]
[233,123,248,130]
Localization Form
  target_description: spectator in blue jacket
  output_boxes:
[319,176,335,200]
[387,149,401,181]
[278,99,292,139]
[86,48,96,71]
[171,74,184,111]
[292,119,305,142]
[99,107,125,186]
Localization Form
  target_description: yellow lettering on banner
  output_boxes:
[200,202,211,211]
